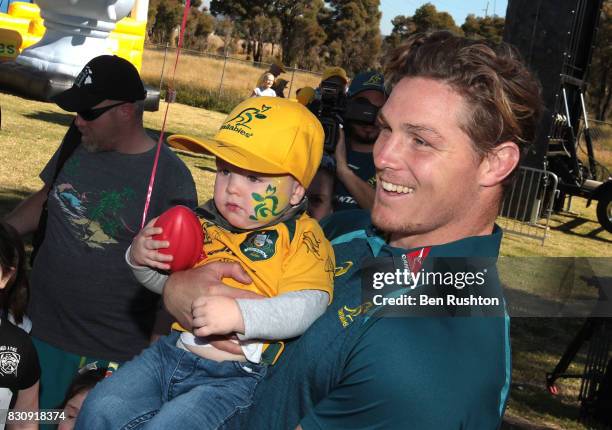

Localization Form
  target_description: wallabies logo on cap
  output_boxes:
[364,73,383,86]
[221,104,271,138]
[75,65,94,88]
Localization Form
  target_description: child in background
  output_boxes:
[57,365,108,430]
[77,97,335,429]
[0,221,39,427]
[251,71,277,97]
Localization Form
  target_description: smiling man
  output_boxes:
[162,31,542,429]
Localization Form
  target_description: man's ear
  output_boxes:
[289,182,306,205]
[479,141,520,187]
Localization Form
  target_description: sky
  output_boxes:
[379,0,509,35]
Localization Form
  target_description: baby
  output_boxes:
[76,97,335,429]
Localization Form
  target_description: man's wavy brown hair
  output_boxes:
[384,31,543,187]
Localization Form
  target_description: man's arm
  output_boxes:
[162,261,258,330]
[4,185,49,235]
[334,129,375,210]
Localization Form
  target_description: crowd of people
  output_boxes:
[0,30,543,429]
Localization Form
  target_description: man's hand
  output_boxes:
[162,261,256,330]
[192,296,245,337]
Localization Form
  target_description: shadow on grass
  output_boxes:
[22,111,74,127]
[0,187,32,218]
[552,218,612,244]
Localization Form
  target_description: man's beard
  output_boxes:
[347,123,379,145]
[81,137,103,152]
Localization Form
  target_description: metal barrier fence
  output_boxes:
[143,42,323,99]
[497,166,559,245]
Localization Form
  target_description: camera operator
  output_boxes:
[334,71,386,211]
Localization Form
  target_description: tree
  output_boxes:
[215,17,236,54]
[210,0,325,66]
[588,0,612,120]
[382,15,415,53]
[147,0,182,44]
[322,0,382,75]
[382,4,463,57]
[183,8,215,51]
[147,0,214,48]
[286,0,326,69]
[412,3,462,34]
[461,14,504,43]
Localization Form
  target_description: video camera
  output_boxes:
[315,80,380,153]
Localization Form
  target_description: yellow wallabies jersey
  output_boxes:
[172,212,335,364]
[197,212,335,300]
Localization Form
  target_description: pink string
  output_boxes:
[141,0,191,229]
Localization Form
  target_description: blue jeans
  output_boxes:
[75,332,266,430]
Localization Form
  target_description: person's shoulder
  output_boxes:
[321,209,372,241]
[287,213,329,245]
[0,319,35,348]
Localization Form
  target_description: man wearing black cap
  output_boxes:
[4,55,197,409]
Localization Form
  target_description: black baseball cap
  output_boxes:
[52,55,147,112]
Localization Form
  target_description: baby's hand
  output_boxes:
[129,218,173,270]
[192,296,245,337]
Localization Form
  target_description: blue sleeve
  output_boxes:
[301,317,507,430]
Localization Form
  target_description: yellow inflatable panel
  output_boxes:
[0,27,21,59]
[8,2,39,20]
[0,13,29,34]
[0,2,146,69]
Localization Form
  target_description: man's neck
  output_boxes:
[389,221,495,250]
[115,127,156,154]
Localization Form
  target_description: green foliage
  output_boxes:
[323,0,382,75]
[461,14,505,43]
[383,4,502,56]
[412,3,462,34]
[147,0,215,47]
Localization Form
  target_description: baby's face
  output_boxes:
[214,159,302,229]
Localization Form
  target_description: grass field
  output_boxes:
[0,92,611,429]
[140,46,323,101]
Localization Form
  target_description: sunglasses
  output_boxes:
[77,101,129,121]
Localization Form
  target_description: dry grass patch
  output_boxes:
[141,47,322,100]
[0,93,223,211]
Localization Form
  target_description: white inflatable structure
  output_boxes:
[16,0,135,77]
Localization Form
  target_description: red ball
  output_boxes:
[153,205,205,272]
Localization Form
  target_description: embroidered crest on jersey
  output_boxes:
[337,302,373,328]
[0,351,20,376]
[240,230,278,261]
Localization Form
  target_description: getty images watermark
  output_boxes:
[371,267,499,307]
[359,256,612,318]
[360,255,505,317]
